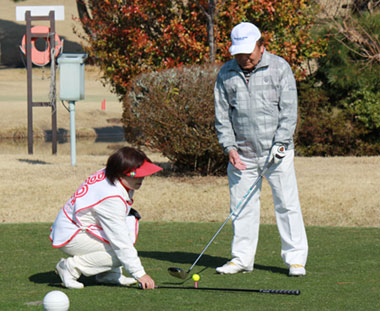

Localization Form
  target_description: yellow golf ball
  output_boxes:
[192,274,200,282]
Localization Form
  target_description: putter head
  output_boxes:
[168,267,188,279]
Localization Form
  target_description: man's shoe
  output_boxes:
[96,271,137,286]
[216,262,253,274]
[289,264,306,276]
[56,258,84,289]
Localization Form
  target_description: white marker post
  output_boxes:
[69,101,76,166]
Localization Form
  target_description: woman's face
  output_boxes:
[120,176,145,190]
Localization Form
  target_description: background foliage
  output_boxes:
[77,0,325,97]
[122,64,227,175]
[295,79,378,156]
[312,7,380,154]
[77,1,380,173]
[316,9,380,98]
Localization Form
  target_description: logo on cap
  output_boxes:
[233,36,249,41]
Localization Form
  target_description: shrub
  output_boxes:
[122,64,227,175]
[296,79,380,156]
[344,88,380,133]
[296,80,353,156]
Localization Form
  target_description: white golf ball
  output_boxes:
[43,290,70,311]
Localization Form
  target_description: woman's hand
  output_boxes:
[138,274,155,290]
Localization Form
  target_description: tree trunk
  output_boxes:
[199,0,217,63]
[207,0,216,63]
[76,0,94,38]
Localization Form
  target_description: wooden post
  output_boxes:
[24,10,58,154]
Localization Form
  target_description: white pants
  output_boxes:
[228,149,308,270]
[59,231,124,279]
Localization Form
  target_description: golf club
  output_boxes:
[168,160,274,279]
[139,284,300,295]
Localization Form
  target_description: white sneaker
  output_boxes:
[216,262,253,274]
[289,264,306,276]
[56,258,84,289]
[96,271,137,286]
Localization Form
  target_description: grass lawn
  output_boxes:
[0,222,379,310]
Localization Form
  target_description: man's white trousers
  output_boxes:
[227,149,308,270]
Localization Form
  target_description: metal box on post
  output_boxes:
[58,53,86,101]
[57,53,87,166]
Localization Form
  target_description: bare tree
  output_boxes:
[198,0,218,63]
[320,1,380,66]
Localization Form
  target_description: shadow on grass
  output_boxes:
[139,251,288,275]
[139,250,228,268]
[28,253,288,288]
[253,264,288,275]
[18,159,51,165]
[29,271,98,288]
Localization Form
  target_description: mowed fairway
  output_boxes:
[0,223,379,311]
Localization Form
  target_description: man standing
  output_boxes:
[214,22,308,276]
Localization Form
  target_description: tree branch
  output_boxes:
[76,0,95,39]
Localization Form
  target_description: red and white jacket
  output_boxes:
[50,169,145,279]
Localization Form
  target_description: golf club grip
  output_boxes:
[259,289,300,295]
[150,285,300,295]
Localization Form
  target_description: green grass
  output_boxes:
[0,223,379,310]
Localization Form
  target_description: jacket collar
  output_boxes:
[255,49,270,70]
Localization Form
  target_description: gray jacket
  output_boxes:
[214,50,298,158]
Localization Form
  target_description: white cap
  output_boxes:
[229,22,261,56]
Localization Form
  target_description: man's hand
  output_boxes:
[138,274,155,290]
[269,144,286,164]
[228,149,246,170]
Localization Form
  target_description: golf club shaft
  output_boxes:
[186,160,273,273]
[155,285,300,295]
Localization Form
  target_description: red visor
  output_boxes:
[124,160,163,177]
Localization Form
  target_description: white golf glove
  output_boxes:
[269,144,286,164]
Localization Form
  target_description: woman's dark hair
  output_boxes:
[105,147,151,184]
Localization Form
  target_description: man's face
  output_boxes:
[235,43,265,70]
